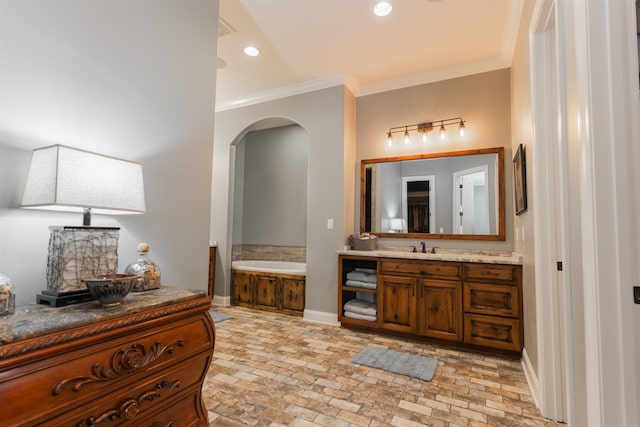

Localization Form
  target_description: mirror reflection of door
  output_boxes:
[453,166,490,234]
[402,175,435,233]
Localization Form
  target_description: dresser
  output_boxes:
[339,250,523,354]
[0,286,215,427]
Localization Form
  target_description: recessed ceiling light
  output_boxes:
[373,1,392,17]
[243,45,260,57]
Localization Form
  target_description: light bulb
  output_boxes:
[403,128,410,144]
[387,132,393,147]
[243,45,260,57]
[440,124,446,141]
[373,1,392,17]
[459,121,465,138]
[422,130,427,143]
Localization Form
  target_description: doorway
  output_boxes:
[401,175,435,233]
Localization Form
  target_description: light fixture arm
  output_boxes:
[386,117,465,137]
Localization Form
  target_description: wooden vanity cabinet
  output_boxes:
[338,254,523,354]
[379,259,463,341]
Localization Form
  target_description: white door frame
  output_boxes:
[529,0,571,421]
[530,0,640,425]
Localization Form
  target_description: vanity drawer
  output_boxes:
[380,260,462,280]
[464,314,522,352]
[464,283,519,318]
[464,263,517,283]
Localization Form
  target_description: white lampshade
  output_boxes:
[21,145,146,216]
[389,218,407,232]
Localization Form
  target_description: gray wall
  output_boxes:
[212,87,355,316]
[238,125,308,246]
[0,0,218,305]
[356,68,514,252]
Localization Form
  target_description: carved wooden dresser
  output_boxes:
[0,286,215,426]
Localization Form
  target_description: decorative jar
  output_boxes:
[125,243,161,291]
[0,273,15,316]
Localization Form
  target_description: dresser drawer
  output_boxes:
[51,352,211,427]
[464,314,522,352]
[464,263,517,283]
[1,314,213,427]
[464,283,519,317]
[380,260,462,280]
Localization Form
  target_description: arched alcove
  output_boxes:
[230,118,309,262]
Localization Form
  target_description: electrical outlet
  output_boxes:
[327,219,334,230]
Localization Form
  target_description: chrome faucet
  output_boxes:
[420,242,426,253]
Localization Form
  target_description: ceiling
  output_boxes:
[215,0,522,111]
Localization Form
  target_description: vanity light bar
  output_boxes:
[386,117,466,146]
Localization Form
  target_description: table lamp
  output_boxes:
[389,218,407,233]
[20,145,145,306]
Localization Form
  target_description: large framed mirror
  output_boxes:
[360,147,505,240]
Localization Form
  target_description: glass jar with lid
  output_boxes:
[125,243,161,291]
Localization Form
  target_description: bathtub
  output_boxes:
[231,260,306,276]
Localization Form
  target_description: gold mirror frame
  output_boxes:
[360,147,505,241]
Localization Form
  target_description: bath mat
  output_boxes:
[352,345,438,381]
[209,309,232,323]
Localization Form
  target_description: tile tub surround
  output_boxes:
[204,305,559,426]
[232,244,306,263]
[338,247,523,265]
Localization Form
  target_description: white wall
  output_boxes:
[0,0,219,305]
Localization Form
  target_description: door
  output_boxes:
[280,277,305,313]
[255,274,277,310]
[380,275,416,333]
[417,279,463,341]
[452,166,489,234]
[232,271,253,306]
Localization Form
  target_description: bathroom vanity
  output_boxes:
[338,250,523,354]
[0,286,215,427]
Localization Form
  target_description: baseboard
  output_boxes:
[212,295,231,307]
[303,309,340,326]
[521,347,541,410]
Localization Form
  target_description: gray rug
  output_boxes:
[352,345,438,381]
[209,309,232,323]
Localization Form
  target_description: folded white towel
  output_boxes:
[355,267,377,274]
[344,299,377,316]
[343,310,377,322]
[346,271,377,284]
[345,279,377,290]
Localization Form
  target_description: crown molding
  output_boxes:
[215,75,358,112]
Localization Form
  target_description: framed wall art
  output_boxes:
[513,143,527,215]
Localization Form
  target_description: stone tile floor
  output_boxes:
[203,306,562,427]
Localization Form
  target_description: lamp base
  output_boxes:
[37,289,94,307]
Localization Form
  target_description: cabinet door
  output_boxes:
[255,275,278,309]
[417,280,463,341]
[280,277,305,313]
[232,272,253,306]
[380,275,416,333]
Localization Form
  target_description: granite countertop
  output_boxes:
[337,248,523,265]
[0,286,207,346]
